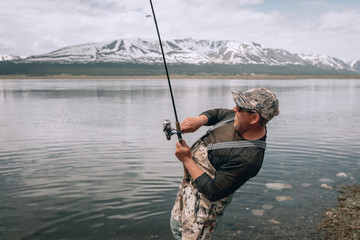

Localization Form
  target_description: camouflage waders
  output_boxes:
[171,140,233,240]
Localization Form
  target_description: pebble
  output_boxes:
[265,183,292,190]
[302,183,312,187]
[318,178,334,183]
[262,204,273,210]
[325,211,333,217]
[276,196,293,202]
[336,172,348,178]
[269,219,281,225]
[252,209,265,216]
[321,184,332,189]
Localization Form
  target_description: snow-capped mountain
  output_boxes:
[16,38,356,71]
[349,60,360,71]
[1,54,22,61]
[300,53,350,70]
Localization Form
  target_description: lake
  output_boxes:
[0,78,359,240]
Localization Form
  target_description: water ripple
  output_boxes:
[1,79,360,240]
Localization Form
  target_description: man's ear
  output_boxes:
[250,113,260,125]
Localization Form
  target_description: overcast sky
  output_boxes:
[1,0,359,61]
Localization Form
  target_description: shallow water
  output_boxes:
[0,78,359,239]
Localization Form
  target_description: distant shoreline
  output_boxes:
[1,74,360,80]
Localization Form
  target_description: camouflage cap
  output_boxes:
[231,87,279,121]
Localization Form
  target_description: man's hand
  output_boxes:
[175,140,204,180]
[175,140,192,163]
[181,115,208,133]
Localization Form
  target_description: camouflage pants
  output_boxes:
[171,141,233,240]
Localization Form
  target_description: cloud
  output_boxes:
[147,0,282,42]
[300,0,327,7]
[0,0,151,55]
[319,9,360,33]
[0,0,359,60]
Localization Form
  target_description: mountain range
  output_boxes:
[1,38,360,76]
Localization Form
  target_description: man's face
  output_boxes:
[233,106,256,133]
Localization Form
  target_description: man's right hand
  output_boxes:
[181,115,208,133]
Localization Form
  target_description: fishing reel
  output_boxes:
[162,119,178,140]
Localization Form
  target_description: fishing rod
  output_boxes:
[149,0,189,180]
[149,0,182,143]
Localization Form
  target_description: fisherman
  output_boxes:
[170,87,279,240]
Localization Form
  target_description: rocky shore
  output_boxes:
[319,185,360,240]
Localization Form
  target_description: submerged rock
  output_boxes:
[321,184,332,190]
[252,209,265,216]
[269,219,281,225]
[318,178,334,183]
[302,183,312,187]
[276,196,293,202]
[262,204,273,210]
[265,183,292,190]
[336,172,348,178]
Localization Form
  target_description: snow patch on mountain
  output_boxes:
[299,53,349,70]
[1,54,22,61]
[349,60,360,71]
[5,38,357,72]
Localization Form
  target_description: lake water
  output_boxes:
[0,78,359,240]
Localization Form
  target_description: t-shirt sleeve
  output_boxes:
[201,108,234,126]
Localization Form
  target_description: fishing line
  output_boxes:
[149,0,182,143]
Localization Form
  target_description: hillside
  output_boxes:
[1,38,359,76]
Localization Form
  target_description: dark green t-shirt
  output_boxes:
[194,108,266,201]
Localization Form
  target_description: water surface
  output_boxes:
[0,78,359,239]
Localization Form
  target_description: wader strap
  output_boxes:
[205,117,234,136]
[207,140,266,151]
[203,116,266,151]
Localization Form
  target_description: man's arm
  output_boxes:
[180,115,208,133]
[201,108,234,126]
[180,109,234,133]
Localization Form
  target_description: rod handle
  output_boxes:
[175,121,189,180]
[175,121,183,143]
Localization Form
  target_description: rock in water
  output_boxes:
[266,183,292,190]
[336,172,348,178]
[262,204,273,210]
[252,209,265,216]
[321,184,332,189]
[276,196,293,202]
[269,219,281,225]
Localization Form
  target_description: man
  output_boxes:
[170,87,279,240]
